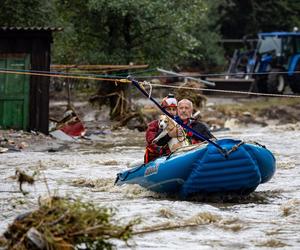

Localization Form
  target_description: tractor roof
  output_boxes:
[259,32,300,38]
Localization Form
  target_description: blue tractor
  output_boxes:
[207,31,300,94]
[253,32,300,93]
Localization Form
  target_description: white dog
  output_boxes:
[152,115,190,152]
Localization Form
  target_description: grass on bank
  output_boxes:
[214,97,300,114]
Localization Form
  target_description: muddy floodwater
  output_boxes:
[1,124,300,249]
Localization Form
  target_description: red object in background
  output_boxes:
[60,120,85,136]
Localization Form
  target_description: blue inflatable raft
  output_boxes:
[115,139,276,198]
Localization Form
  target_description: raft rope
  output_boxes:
[226,141,245,155]
[133,69,300,78]
[246,140,266,148]
[144,82,300,98]
[226,140,267,155]
[1,67,300,98]
[2,66,300,79]
[0,68,124,82]
[142,81,153,99]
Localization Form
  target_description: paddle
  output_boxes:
[128,77,227,155]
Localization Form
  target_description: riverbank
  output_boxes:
[203,96,300,129]
[1,95,300,154]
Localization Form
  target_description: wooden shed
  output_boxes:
[0,27,61,134]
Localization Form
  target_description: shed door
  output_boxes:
[0,54,30,130]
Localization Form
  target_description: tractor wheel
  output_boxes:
[266,69,285,94]
[289,75,300,93]
[256,78,268,93]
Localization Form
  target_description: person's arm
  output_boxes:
[145,121,159,145]
[192,122,215,140]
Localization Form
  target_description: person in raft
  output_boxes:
[144,94,178,163]
[177,99,215,144]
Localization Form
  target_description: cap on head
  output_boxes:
[161,94,178,108]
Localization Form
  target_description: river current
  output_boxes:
[0,123,300,249]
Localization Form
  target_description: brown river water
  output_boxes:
[0,123,300,249]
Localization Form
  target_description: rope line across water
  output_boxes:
[1,69,300,98]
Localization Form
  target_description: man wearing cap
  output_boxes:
[144,94,178,163]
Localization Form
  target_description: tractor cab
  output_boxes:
[255,32,300,93]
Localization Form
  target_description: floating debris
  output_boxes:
[134,211,221,235]
[15,169,35,195]
[0,146,9,153]
[1,196,139,250]
[50,105,86,137]
[256,239,288,248]
[281,199,300,217]
[217,218,244,232]
[157,208,175,219]
[71,178,114,191]
[103,160,118,166]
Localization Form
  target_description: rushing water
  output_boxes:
[0,124,300,249]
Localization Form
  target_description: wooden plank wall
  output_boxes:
[0,30,52,134]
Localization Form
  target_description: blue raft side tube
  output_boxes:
[115,144,208,193]
[243,144,276,183]
[180,139,263,197]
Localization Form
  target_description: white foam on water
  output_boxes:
[1,124,300,249]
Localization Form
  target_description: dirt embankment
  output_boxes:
[201,97,300,129]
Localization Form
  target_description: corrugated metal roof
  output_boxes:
[0,27,63,32]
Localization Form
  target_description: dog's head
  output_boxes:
[158,115,169,130]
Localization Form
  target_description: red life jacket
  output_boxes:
[144,120,170,163]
